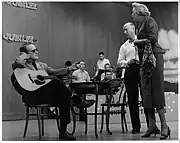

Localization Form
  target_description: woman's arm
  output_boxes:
[134,39,149,44]
[146,17,158,45]
[135,17,158,45]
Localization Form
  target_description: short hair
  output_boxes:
[104,63,110,68]
[99,52,104,56]
[19,45,28,54]
[79,60,85,64]
[75,61,80,65]
[19,43,34,54]
[123,22,135,30]
[65,61,72,67]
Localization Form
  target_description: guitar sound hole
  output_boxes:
[34,79,46,85]
[37,75,44,81]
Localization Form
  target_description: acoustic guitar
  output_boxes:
[13,68,76,91]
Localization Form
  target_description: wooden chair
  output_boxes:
[69,93,95,135]
[99,78,128,134]
[69,82,109,138]
[10,73,69,140]
[11,85,61,140]
[70,97,88,135]
[23,103,60,140]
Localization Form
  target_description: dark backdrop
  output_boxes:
[2,2,178,120]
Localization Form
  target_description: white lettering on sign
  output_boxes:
[2,33,37,43]
[5,1,37,10]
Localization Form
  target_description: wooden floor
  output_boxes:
[2,119,178,141]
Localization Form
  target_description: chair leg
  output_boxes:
[85,108,88,134]
[23,106,29,138]
[41,107,44,136]
[100,106,104,133]
[121,107,125,133]
[106,107,112,135]
[123,113,128,132]
[37,107,42,140]
[55,107,61,132]
[70,107,76,135]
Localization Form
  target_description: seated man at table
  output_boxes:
[100,63,117,103]
[101,63,116,81]
[72,60,90,83]
[94,52,110,81]
[62,60,79,86]
[71,60,95,108]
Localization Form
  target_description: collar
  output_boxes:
[26,58,36,63]
[79,69,85,72]
[128,36,137,43]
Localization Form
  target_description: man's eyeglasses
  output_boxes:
[30,48,38,53]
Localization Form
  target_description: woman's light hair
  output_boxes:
[132,2,151,16]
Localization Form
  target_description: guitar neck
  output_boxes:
[40,66,77,80]
[43,76,55,79]
[43,75,77,80]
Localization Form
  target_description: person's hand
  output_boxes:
[68,64,78,71]
[17,52,30,63]
[127,59,135,66]
[19,52,30,60]
[127,59,140,67]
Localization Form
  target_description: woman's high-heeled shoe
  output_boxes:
[160,127,171,140]
[154,127,160,134]
[141,126,158,137]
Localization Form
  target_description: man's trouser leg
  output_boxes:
[124,63,141,131]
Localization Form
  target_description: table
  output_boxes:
[69,81,113,138]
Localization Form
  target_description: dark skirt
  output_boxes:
[140,53,165,109]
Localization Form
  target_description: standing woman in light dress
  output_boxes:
[131,2,170,140]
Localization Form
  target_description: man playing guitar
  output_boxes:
[11,43,77,140]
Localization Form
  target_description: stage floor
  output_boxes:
[2,119,178,141]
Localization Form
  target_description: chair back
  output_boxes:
[69,82,97,94]
[111,79,127,105]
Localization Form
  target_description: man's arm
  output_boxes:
[45,63,79,76]
[12,52,29,70]
[107,59,110,65]
[112,73,116,79]
[117,46,128,67]
[12,60,26,70]
[101,73,105,81]
[86,72,90,82]
[94,62,99,77]
[72,71,78,83]
[44,64,68,76]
